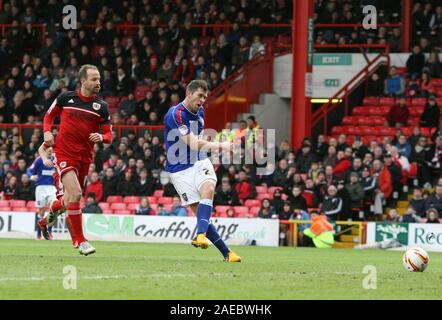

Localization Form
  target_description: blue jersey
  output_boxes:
[164,102,207,173]
[27,157,55,186]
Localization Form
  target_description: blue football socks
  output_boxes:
[206,223,230,258]
[196,199,213,234]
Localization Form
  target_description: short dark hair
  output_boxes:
[186,80,208,93]
[78,64,98,81]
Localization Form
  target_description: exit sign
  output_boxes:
[324,79,340,87]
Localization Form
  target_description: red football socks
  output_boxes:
[65,215,78,247]
[51,196,66,213]
[67,202,86,244]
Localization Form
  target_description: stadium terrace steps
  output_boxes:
[233,92,291,145]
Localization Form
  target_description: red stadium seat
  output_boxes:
[99,202,110,210]
[255,186,268,194]
[410,98,427,106]
[0,207,10,211]
[342,116,353,125]
[124,196,141,204]
[110,203,126,211]
[102,209,114,214]
[157,197,173,205]
[10,200,26,208]
[117,210,133,215]
[0,200,9,207]
[233,206,249,215]
[215,206,231,214]
[134,85,150,101]
[302,191,314,208]
[104,96,120,109]
[26,201,36,208]
[249,207,260,217]
[363,96,379,106]
[153,190,164,198]
[268,186,283,195]
[217,211,229,218]
[127,203,139,211]
[13,207,28,212]
[409,162,418,179]
[244,199,261,208]
[107,195,123,203]
[147,196,157,204]
[379,97,395,106]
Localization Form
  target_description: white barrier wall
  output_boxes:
[0,212,280,247]
[366,222,442,252]
[273,53,418,98]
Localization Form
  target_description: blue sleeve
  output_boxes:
[166,108,190,136]
[27,158,41,176]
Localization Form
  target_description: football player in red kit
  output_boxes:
[39,64,112,255]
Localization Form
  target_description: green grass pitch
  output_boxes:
[0,238,441,300]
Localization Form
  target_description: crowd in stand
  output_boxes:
[0,0,290,126]
[314,0,442,53]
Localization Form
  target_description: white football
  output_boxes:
[402,247,430,272]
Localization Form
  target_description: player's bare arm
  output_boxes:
[38,142,54,168]
[181,133,232,152]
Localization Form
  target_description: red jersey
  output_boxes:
[43,89,112,162]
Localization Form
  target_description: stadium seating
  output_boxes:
[244,199,261,208]
[153,189,163,198]
[249,207,261,217]
[215,206,231,214]
[127,203,139,212]
[99,202,110,210]
[107,196,123,203]
[10,200,27,208]
[0,200,9,207]
[124,196,141,204]
[157,197,173,205]
[110,203,127,211]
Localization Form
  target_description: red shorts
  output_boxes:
[53,153,90,195]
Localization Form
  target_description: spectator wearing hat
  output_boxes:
[426,208,440,223]
[420,95,440,128]
[296,144,316,173]
[82,193,103,214]
[345,172,364,213]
